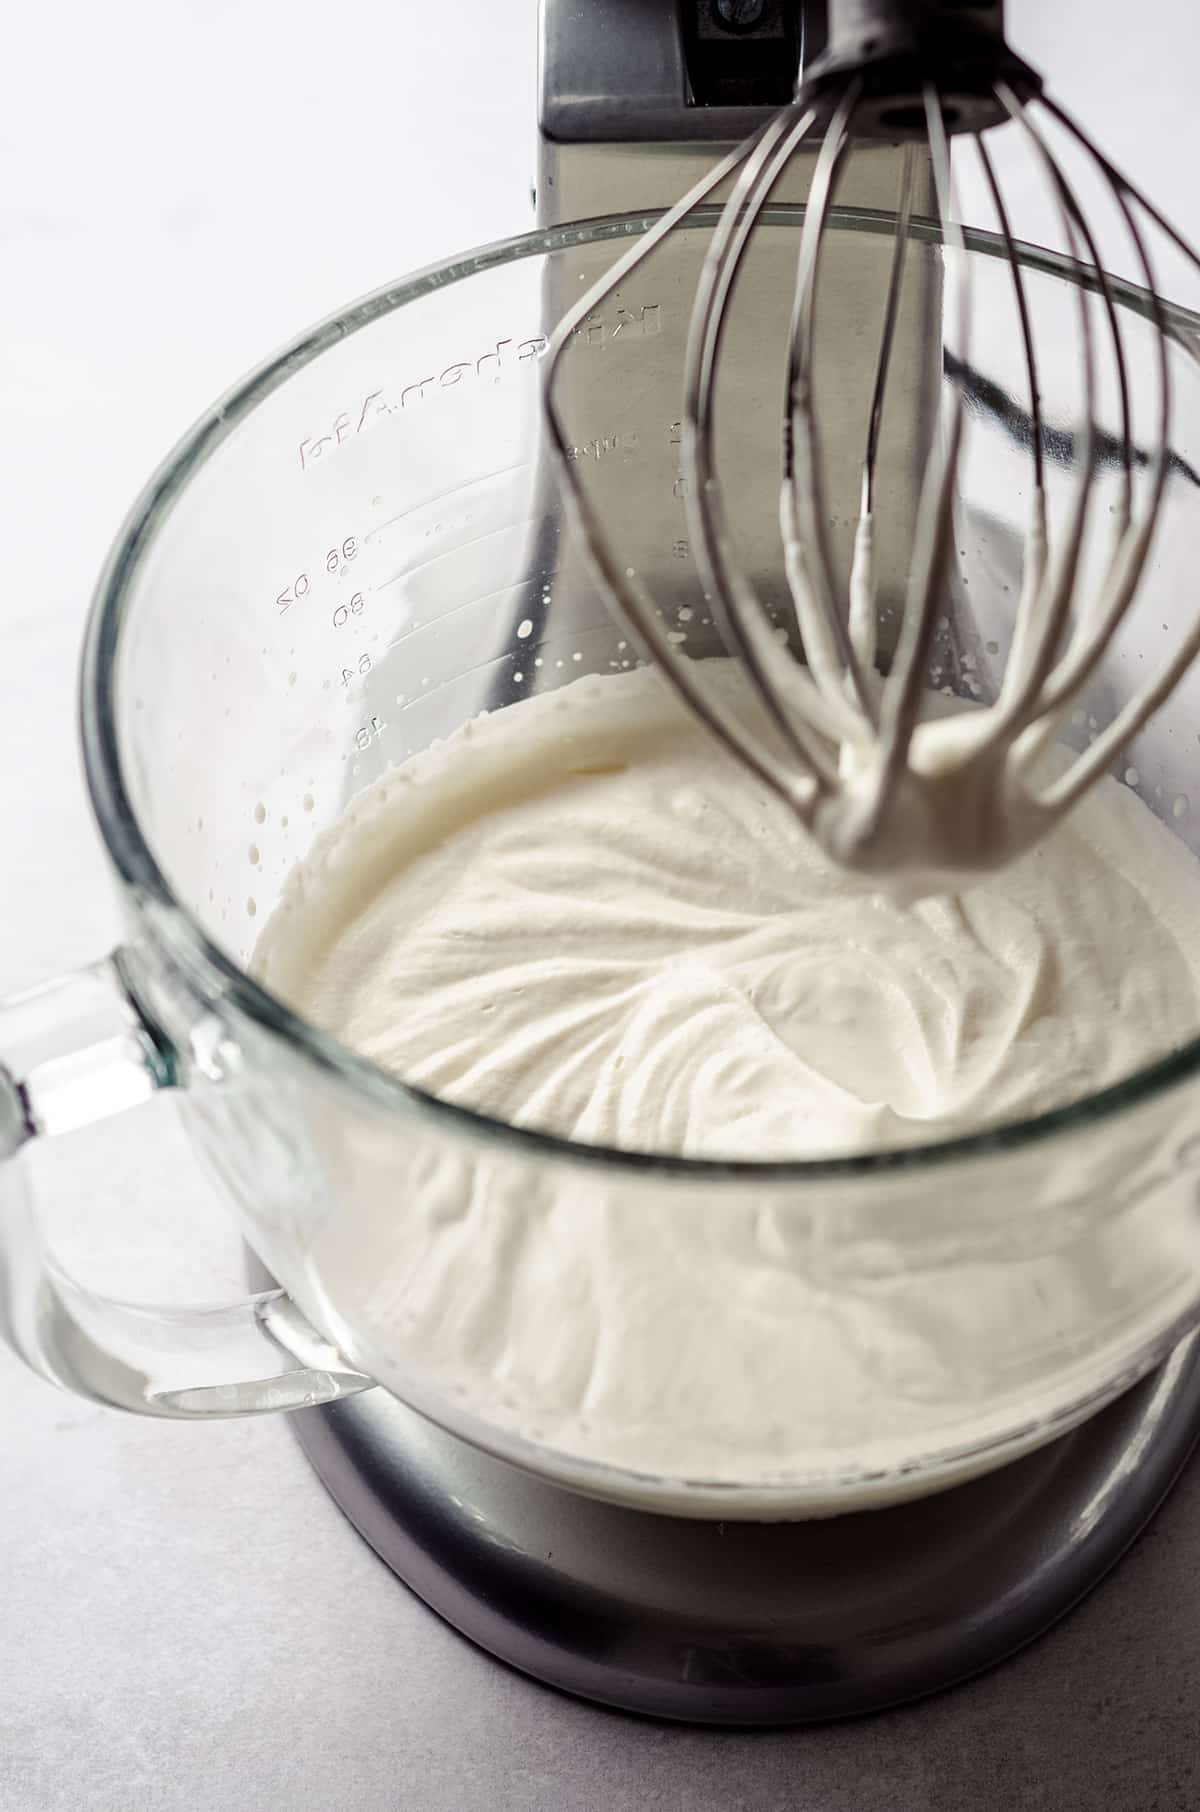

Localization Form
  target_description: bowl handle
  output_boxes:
[0,953,374,1416]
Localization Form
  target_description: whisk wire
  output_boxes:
[1042,96,1200,285]
[966,123,1051,763]
[868,87,969,821]
[1039,118,1184,814]
[1008,88,1138,759]
[847,144,919,680]
[863,145,919,520]
[779,81,879,725]
[975,132,1045,496]
[684,102,850,781]
[977,84,1100,763]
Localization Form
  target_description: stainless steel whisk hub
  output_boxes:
[545,0,1200,889]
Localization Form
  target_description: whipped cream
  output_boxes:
[257,665,1200,1160]
[251,665,1200,1508]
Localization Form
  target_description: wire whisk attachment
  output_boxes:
[545,0,1200,889]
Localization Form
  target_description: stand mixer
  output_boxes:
[270,0,1200,1720]
[6,0,1200,1731]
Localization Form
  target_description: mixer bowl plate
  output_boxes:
[285,1331,1200,1723]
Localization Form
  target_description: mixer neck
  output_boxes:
[537,0,924,221]
[538,0,822,153]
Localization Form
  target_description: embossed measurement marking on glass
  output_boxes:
[376,515,549,594]
[274,535,359,614]
[364,463,534,547]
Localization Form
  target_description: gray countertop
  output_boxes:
[5,1367,1200,1811]
[4,2,1200,1805]
[2,1381,1200,1812]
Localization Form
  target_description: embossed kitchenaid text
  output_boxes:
[296,303,661,472]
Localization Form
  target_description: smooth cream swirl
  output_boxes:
[256,665,1200,1160]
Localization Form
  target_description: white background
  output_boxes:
[4,4,1200,1808]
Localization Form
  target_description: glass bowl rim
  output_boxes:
[81,204,1200,1184]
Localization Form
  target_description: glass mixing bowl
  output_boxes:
[4,211,1200,1519]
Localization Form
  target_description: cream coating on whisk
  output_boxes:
[255,664,1200,1160]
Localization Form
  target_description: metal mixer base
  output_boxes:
[288,1334,1200,1724]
